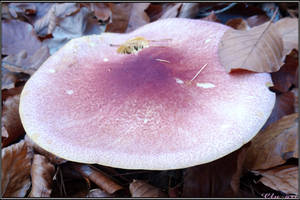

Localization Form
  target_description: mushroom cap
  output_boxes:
[19,18,275,170]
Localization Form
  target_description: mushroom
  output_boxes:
[19,18,275,170]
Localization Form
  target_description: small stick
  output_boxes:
[189,63,208,83]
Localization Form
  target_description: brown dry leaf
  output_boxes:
[29,154,55,197]
[105,3,132,33]
[126,3,150,33]
[291,88,298,113]
[87,3,112,23]
[262,91,296,130]
[271,50,298,93]
[24,134,67,165]
[182,144,249,197]
[34,3,79,36]
[245,113,298,170]
[257,165,298,195]
[129,179,168,197]
[275,18,298,56]
[246,15,270,27]
[219,21,284,73]
[159,3,182,19]
[1,94,25,148]
[86,188,112,197]
[7,3,36,18]
[178,3,200,18]
[226,18,250,30]
[201,12,220,23]
[2,19,42,56]
[1,140,33,197]
[72,163,123,194]
[2,86,24,102]
[2,46,50,75]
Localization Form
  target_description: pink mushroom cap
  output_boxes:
[19,18,275,170]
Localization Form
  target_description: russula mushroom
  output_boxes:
[19,18,275,170]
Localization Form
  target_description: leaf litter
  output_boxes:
[1,2,298,198]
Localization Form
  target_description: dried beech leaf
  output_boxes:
[271,50,298,93]
[1,94,25,147]
[291,88,298,113]
[262,91,295,129]
[245,113,298,170]
[24,134,67,165]
[86,188,112,197]
[226,18,250,30]
[182,144,249,197]
[257,165,298,195]
[34,3,79,36]
[129,180,168,197]
[29,154,55,197]
[126,3,150,33]
[159,3,182,19]
[202,12,220,23]
[178,3,200,18]
[1,140,33,197]
[7,3,36,18]
[2,86,24,102]
[246,15,270,27]
[219,21,284,73]
[2,19,42,56]
[105,3,132,33]
[88,3,112,23]
[2,46,50,75]
[275,18,298,55]
[72,163,123,194]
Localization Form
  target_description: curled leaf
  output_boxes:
[226,18,250,30]
[245,113,298,170]
[126,3,150,33]
[1,140,33,197]
[129,179,168,197]
[1,94,25,147]
[29,154,55,197]
[72,163,123,194]
[275,17,298,55]
[219,21,284,73]
[257,165,298,195]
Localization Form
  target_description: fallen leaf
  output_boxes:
[245,113,298,170]
[2,86,24,102]
[7,3,36,18]
[126,3,150,33]
[246,15,270,27]
[2,45,50,75]
[86,188,112,197]
[105,3,132,33]
[1,94,25,147]
[145,3,163,22]
[2,19,42,56]
[1,140,33,197]
[226,18,250,30]
[42,6,104,55]
[271,50,298,93]
[24,134,67,165]
[218,21,284,73]
[33,3,79,36]
[129,179,168,197]
[72,163,123,194]
[291,88,298,113]
[275,17,299,56]
[182,144,249,197]
[201,11,220,23]
[178,3,200,18]
[159,3,182,19]
[257,165,298,195]
[85,3,112,23]
[29,154,55,197]
[262,91,295,129]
